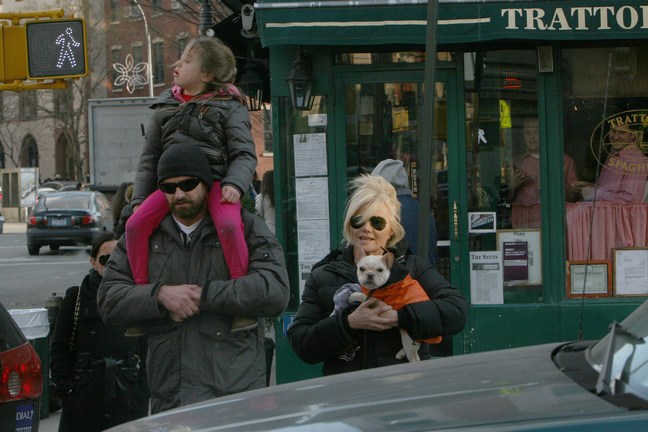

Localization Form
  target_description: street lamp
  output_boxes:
[238,52,266,111]
[285,47,314,111]
[133,0,154,97]
[199,0,215,36]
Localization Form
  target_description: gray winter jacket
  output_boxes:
[97,211,289,413]
[132,89,257,206]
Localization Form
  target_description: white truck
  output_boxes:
[88,97,156,192]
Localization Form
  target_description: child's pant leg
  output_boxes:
[125,190,169,284]
[208,184,249,279]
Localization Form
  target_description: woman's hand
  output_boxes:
[347,297,397,331]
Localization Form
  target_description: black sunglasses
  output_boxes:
[350,215,387,231]
[97,254,111,266]
[159,177,201,194]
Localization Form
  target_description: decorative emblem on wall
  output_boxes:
[113,54,149,94]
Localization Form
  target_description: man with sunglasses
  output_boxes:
[98,144,290,414]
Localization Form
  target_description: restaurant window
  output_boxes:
[153,41,165,85]
[464,49,543,303]
[335,51,454,65]
[562,45,648,298]
[111,47,122,91]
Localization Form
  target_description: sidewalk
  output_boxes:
[40,410,60,432]
[2,222,27,234]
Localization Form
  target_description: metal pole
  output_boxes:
[417,0,438,263]
[134,0,154,97]
[199,0,214,36]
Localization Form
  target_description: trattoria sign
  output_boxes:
[256,0,648,46]
[502,5,648,31]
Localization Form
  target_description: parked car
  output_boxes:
[0,303,42,432]
[107,301,648,432]
[39,181,81,192]
[26,191,113,255]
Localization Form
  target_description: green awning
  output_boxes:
[256,0,648,47]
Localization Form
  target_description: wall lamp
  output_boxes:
[285,47,314,111]
[238,54,266,112]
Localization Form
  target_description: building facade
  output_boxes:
[1,0,273,219]
[253,0,648,382]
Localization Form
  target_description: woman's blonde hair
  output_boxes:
[342,175,404,249]
[175,37,237,93]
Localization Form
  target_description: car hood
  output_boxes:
[109,343,634,432]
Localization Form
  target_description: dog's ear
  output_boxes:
[382,252,395,269]
[353,247,367,264]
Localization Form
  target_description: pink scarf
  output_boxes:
[171,84,245,105]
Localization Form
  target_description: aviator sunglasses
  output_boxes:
[97,254,111,266]
[350,215,387,231]
[159,177,201,194]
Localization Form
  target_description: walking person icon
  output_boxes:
[55,27,80,68]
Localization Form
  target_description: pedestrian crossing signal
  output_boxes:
[25,19,87,80]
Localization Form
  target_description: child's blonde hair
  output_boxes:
[342,175,404,249]
[176,37,237,93]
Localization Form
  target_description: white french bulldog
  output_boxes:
[350,248,422,362]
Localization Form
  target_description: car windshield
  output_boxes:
[39,195,90,210]
[586,300,648,400]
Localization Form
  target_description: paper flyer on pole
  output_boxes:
[293,132,327,177]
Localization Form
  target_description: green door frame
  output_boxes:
[331,65,469,355]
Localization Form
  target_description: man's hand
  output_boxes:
[157,284,202,321]
[221,185,241,203]
[347,297,396,331]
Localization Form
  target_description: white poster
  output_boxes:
[298,219,330,263]
[295,177,329,220]
[469,251,504,304]
[614,248,648,296]
[293,133,327,177]
[298,262,316,298]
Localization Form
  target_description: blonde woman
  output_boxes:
[288,175,466,375]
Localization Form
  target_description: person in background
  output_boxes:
[127,36,257,332]
[51,232,148,432]
[252,171,262,195]
[112,181,133,237]
[573,122,648,202]
[98,144,289,414]
[255,170,275,234]
[371,159,438,268]
[287,175,466,376]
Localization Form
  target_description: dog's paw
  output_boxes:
[404,345,421,362]
[400,330,422,362]
[395,348,407,360]
[349,292,368,304]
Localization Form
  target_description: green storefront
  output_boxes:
[254,0,648,383]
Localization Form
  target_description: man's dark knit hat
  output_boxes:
[157,144,212,189]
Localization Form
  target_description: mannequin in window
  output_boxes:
[510,118,579,228]
[573,123,648,202]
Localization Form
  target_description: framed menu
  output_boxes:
[614,248,648,296]
[566,260,611,299]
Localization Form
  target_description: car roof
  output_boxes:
[40,181,79,189]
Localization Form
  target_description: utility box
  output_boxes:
[88,97,155,192]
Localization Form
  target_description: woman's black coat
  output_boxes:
[50,269,148,432]
[287,244,467,376]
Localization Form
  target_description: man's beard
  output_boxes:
[170,195,206,220]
